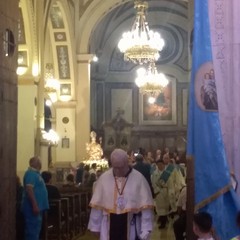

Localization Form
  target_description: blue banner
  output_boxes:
[187,0,240,239]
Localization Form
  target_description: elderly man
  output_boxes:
[22,156,49,240]
[88,148,154,240]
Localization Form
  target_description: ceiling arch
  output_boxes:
[76,0,130,53]
[77,0,188,54]
[89,0,189,82]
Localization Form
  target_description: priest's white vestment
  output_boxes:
[88,168,154,240]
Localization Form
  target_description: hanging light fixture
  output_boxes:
[42,129,60,146]
[118,0,164,64]
[135,62,169,96]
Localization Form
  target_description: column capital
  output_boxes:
[77,54,95,63]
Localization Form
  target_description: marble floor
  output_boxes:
[78,217,175,240]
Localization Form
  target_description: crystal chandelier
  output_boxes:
[135,62,169,96]
[118,0,164,64]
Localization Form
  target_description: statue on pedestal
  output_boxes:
[86,131,103,160]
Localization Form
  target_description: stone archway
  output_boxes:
[76,0,128,53]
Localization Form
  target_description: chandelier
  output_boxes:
[118,0,164,64]
[42,129,60,146]
[135,62,169,96]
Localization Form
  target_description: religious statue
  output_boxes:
[86,131,103,160]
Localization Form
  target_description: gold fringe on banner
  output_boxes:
[194,183,232,212]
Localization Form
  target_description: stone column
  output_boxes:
[0,0,18,239]
[76,54,93,161]
[34,0,45,157]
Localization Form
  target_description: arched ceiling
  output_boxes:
[77,0,130,53]
[88,0,189,82]
[18,0,190,83]
[77,0,188,53]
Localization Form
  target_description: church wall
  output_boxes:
[17,84,37,179]
[0,0,18,238]
[56,107,76,162]
[89,1,189,154]
[100,81,188,153]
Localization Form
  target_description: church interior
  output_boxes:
[1,0,202,239]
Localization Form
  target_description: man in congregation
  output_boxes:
[88,148,154,240]
[21,156,49,240]
[161,154,185,214]
[151,160,169,229]
[133,153,154,197]
[41,171,61,200]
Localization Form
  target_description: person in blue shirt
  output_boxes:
[22,156,49,240]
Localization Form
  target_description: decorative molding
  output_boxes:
[77,53,95,63]
[79,0,94,20]
[60,83,71,96]
[54,101,77,108]
[54,32,67,41]
[56,46,70,79]
[50,6,64,28]
[18,8,26,44]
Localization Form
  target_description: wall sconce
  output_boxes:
[17,66,28,75]
[41,129,59,168]
[44,63,59,103]
[17,51,28,76]
[92,55,98,62]
[42,129,59,146]
[32,62,39,77]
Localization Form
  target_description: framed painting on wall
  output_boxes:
[139,77,177,125]
[62,137,70,148]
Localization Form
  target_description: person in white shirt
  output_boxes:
[193,212,215,240]
[151,160,169,229]
[89,163,97,175]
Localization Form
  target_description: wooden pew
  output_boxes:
[44,198,69,240]
[61,194,76,239]
[79,188,92,234]
[73,193,81,236]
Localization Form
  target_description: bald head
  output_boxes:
[163,153,170,165]
[29,156,42,171]
[111,149,129,177]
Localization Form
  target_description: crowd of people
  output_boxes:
[16,156,102,240]
[125,147,187,233]
[16,147,240,240]
[88,147,187,239]
[87,147,240,240]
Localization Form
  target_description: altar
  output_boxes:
[83,131,109,170]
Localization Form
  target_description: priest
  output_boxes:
[88,148,154,240]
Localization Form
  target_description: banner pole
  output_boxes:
[186,155,197,240]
